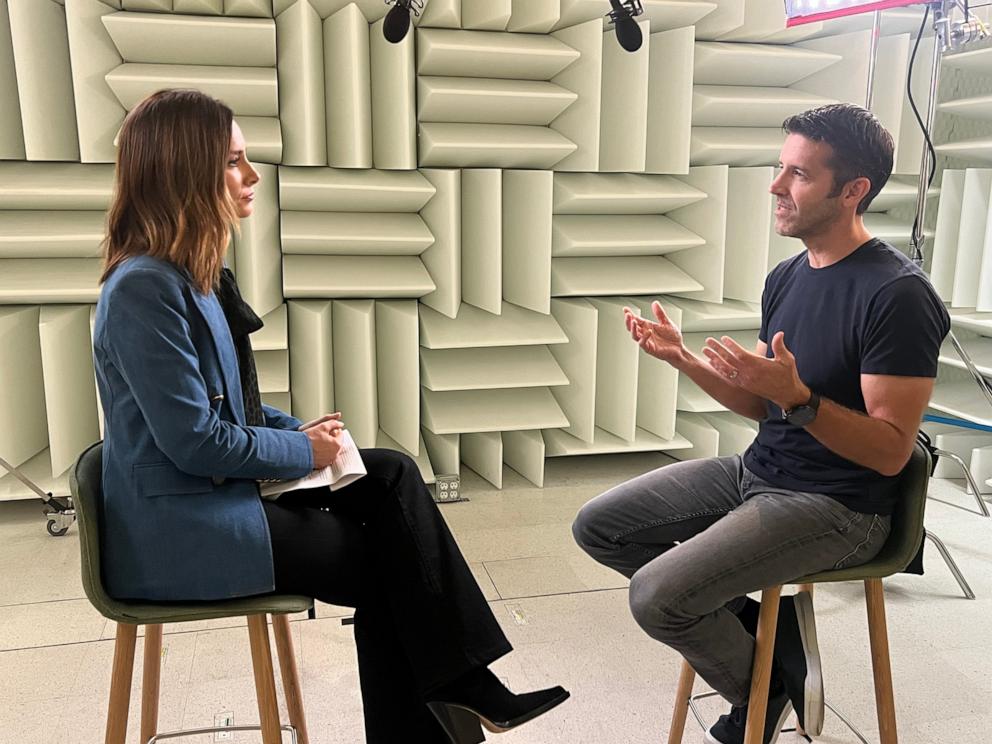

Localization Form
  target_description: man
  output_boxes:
[572,104,950,744]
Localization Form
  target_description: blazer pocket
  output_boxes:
[132,462,214,498]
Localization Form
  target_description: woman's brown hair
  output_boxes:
[101,89,239,294]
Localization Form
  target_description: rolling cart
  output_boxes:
[0,454,76,537]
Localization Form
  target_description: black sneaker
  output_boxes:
[775,593,824,736]
[733,593,824,737]
[704,678,791,744]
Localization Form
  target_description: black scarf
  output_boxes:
[215,267,265,427]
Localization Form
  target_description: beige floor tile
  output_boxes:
[0,695,67,744]
[0,642,89,701]
[445,521,581,564]
[70,632,198,701]
[494,588,640,647]
[0,516,85,606]
[442,453,672,534]
[0,599,107,651]
[53,687,187,744]
[314,600,354,620]
[470,561,501,601]
[298,615,361,685]
[188,624,277,686]
[940,645,992,694]
[484,554,628,599]
[180,677,290,742]
[910,713,992,744]
[297,623,365,738]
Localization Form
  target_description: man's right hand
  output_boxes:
[304,418,345,469]
[623,301,687,365]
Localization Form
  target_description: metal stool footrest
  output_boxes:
[926,531,976,599]
[686,690,870,743]
[932,448,991,518]
[148,723,298,743]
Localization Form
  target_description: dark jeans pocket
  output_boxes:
[832,514,889,570]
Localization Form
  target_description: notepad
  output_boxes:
[259,430,366,500]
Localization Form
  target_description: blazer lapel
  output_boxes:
[187,288,247,425]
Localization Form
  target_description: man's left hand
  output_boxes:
[703,331,811,411]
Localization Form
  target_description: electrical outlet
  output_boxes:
[433,474,464,503]
[214,712,234,742]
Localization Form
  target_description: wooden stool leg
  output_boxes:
[667,659,697,744]
[865,579,898,744]
[106,622,138,744]
[140,624,163,744]
[793,585,814,738]
[273,614,309,744]
[744,587,782,744]
[247,614,283,744]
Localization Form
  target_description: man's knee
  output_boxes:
[571,500,608,554]
[628,570,688,639]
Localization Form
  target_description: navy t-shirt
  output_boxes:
[742,239,950,515]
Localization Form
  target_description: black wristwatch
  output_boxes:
[782,391,820,427]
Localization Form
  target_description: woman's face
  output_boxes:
[225,121,259,218]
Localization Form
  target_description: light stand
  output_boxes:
[908,0,992,418]
[897,2,986,597]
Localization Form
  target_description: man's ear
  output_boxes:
[845,176,872,207]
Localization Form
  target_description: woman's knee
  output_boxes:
[364,448,420,487]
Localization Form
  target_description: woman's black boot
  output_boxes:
[426,667,570,742]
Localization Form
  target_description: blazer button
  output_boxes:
[211,476,226,486]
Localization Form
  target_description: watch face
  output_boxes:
[786,405,817,427]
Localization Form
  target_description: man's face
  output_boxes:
[769,134,846,240]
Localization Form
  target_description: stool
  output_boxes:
[667,440,931,744]
[71,442,314,744]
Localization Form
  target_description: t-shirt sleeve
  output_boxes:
[861,275,950,377]
[759,271,774,345]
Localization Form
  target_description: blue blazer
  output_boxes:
[93,255,313,601]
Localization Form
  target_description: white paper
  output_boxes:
[259,430,366,499]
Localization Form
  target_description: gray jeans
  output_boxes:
[572,455,890,705]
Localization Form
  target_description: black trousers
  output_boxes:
[262,448,511,743]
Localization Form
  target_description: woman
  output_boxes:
[92,89,569,743]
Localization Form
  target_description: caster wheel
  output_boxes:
[47,520,69,537]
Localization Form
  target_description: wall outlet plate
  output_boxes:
[433,474,467,503]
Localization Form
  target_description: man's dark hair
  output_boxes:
[782,103,894,215]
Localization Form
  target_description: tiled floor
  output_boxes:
[1,451,990,743]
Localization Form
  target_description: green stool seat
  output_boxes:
[797,439,930,585]
[667,440,932,744]
[70,441,314,744]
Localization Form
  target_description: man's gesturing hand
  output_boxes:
[622,301,687,365]
[703,331,810,411]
